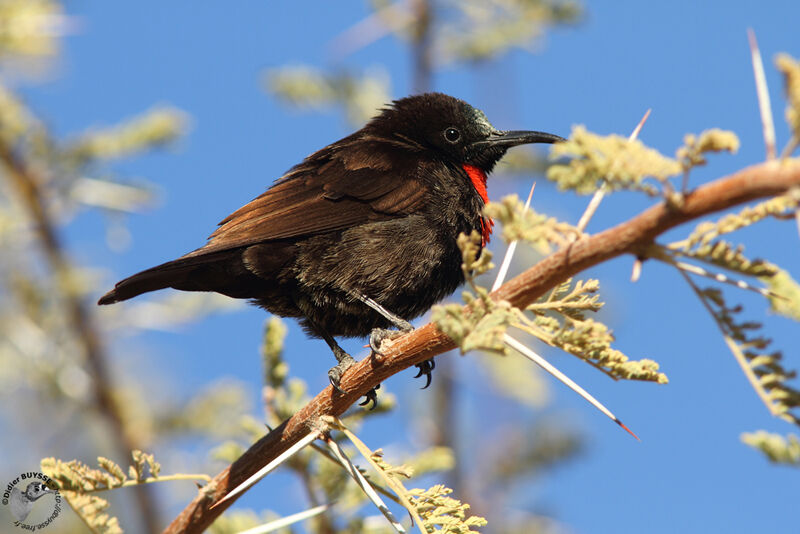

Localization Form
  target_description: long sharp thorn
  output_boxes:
[328,2,411,59]
[324,434,407,533]
[631,257,643,282]
[747,28,777,161]
[237,503,331,534]
[673,260,779,299]
[212,430,320,509]
[576,109,651,233]
[492,182,536,292]
[629,108,652,142]
[504,334,639,440]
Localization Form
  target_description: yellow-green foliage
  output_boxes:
[547,127,741,197]
[326,419,465,531]
[670,190,800,321]
[370,449,414,480]
[433,296,519,354]
[662,182,800,447]
[57,494,122,534]
[536,316,666,382]
[41,451,159,533]
[440,0,581,62]
[0,0,62,57]
[528,278,602,319]
[432,213,666,384]
[265,65,391,125]
[65,107,188,165]
[678,191,800,250]
[42,450,161,493]
[676,129,740,169]
[675,239,777,279]
[407,485,487,533]
[484,195,580,254]
[522,279,667,383]
[741,431,800,466]
[701,288,800,425]
[0,82,43,146]
[547,125,682,195]
[432,231,522,354]
[41,451,211,532]
[775,53,800,141]
[263,315,289,386]
[767,268,800,321]
[262,316,310,424]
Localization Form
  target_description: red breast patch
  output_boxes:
[462,164,493,246]
[462,164,488,203]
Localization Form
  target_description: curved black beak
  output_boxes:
[471,130,565,149]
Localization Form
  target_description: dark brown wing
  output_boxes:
[97,135,432,305]
[183,136,430,258]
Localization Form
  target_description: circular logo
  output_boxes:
[2,472,61,530]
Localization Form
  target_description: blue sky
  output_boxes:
[21,2,800,532]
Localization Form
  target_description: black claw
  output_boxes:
[329,377,347,395]
[328,352,357,395]
[422,371,433,389]
[369,326,413,356]
[414,359,435,389]
[421,372,432,389]
[358,385,380,410]
[369,328,391,355]
[369,340,384,355]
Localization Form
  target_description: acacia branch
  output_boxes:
[165,159,800,533]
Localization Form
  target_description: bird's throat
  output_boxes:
[462,164,493,246]
[462,164,488,203]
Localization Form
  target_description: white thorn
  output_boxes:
[747,28,777,161]
[576,109,651,233]
[631,257,643,282]
[673,260,775,298]
[214,430,320,508]
[504,334,638,440]
[325,435,407,533]
[491,182,536,292]
[237,503,331,534]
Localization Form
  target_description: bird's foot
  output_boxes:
[328,352,381,409]
[328,352,356,394]
[413,358,436,389]
[369,325,414,356]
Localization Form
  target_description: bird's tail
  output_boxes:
[98,257,199,304]
[97,249,258,305]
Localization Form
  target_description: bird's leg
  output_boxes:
[315,326,355,394]
[308,318,379,409]
[353,293,435,388]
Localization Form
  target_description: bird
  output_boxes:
[9,481,56,522]
[98,93,562,402]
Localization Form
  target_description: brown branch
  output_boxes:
[0,143,162,534]
[165,158,800,533]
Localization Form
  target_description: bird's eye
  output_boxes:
[444,127,461,143]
